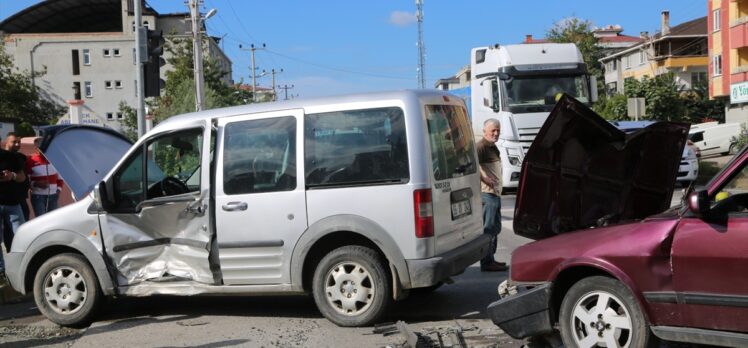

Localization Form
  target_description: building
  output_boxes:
[600,12,708,95]
[0,0,232,130]
[709,0,748,123]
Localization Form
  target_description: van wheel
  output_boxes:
[730,143,739,156]
[312,245,391,327]
[559,276,655,348]
[33,253,101,327]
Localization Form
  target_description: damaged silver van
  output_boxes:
[5,90,489,327]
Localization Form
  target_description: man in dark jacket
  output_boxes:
[0,133,27,278]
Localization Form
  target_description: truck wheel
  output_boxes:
[33,253,102,327]
[559,276,655,348]
[312,245,391,327]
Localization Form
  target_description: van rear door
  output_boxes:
[425,101,484,255]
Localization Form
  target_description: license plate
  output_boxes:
[451,200,472,220]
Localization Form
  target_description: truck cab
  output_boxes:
[470,43,597,189]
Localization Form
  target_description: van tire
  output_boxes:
[729,143,739,156]
[33,253,102,327]
[312,245,391,327]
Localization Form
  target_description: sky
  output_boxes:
[1,0,707,99]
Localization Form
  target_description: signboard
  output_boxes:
[731,81,748,104]
[56,112,109,127]
[627,97,646,120]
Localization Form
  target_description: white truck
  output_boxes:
[470,43,597,189]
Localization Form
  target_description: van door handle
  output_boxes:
[222,202,248,211]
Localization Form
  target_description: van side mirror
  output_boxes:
[95,181,114,211]
[688,189,710,216]
[589,75,598,103]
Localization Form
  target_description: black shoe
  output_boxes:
[481,262,508,272]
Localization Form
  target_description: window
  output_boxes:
[84,81,92,98]
[115,80,122,89]
[113,48,121,56]
[426,105,476,181]
[105,81,112,89]
[639,50,646,64]
[132,48,136,65]
[116,112,123,120]
[689,131,704,143]
[714,54,723,76]
[72,50,80,75]
[223,117,296,194]
[711,162,748,213]
[112,129,203,210]
[624,55,630,69]
[83,49,91,65]
[714,9,721,32]
[103,49,111,57]
[106,112,114,120]
[305,107,409,187]
[691,72,708,86]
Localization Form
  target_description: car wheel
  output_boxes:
[729,143,739,156]
[559,276,654,348]
[312,245,391,327]
[33,253,102,327]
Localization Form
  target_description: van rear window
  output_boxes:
[305,107,409,187]
[426,105,477,180]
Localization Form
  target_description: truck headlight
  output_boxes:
[508,156,521,166]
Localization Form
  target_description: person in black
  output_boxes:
[3,133,29,251]
[0,134,27,278]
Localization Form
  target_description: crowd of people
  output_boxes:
[0,133,63,280]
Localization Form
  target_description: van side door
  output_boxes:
[215,110,307,285]
[99,123,215,285]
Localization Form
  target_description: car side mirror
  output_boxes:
[688,189,710,216]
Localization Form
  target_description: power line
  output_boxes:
[264,48,415,80]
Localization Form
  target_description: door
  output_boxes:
[100,124,214,285]
[671,157,748,332]
[215,110,307,285]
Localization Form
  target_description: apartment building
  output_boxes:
[709,0,748,123]
[0,0,232,130]
[600,12,708,95]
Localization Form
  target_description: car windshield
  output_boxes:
[502,74,590,113]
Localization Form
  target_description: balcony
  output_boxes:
[730,21,748,49]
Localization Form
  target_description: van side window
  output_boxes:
[689,132,704,143]
[112,150,145,209]
[223,116,296,194]
[305,107,409,187]
[426,105,477,180]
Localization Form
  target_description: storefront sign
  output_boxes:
[731,81,748,104]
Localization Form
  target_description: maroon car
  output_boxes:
[488,96,748,347]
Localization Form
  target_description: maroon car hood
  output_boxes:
[514,95,689,240]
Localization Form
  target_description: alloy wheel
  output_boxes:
[43,266,88,315]
[323,261,375,316]
[569,290,633,348]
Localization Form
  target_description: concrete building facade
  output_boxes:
[0,0,232,130]
[600,12,708,96]
[709,0,748,123]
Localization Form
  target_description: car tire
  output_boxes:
[33,253,102,327]
[559,276,655,348]
[312,245,391,327]
[729,143,739,156]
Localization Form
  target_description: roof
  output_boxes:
[0,0,156,34]
[599,35,642,43]
[600,16,707,61]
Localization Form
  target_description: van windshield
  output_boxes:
[426,105,477,181]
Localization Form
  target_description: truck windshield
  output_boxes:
[501,74,590,113]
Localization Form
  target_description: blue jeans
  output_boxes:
[0,204,25,272]
[32,193,59,217]
[481,193,501,266]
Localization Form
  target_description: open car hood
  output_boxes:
[38,125,133,200]
[514,95,689,240]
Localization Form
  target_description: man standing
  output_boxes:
[3,133,29,251]
[477,119,507,272]
[0,134,27,278]
[27,137,64,217]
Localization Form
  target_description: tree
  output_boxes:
[593,94,628,120]
[118,101,138,142]
[682,80,725,123]
[546,17,604,84]
[0,39,66,124]
[623,73,686,121]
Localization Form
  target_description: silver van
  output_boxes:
[6,90,489,327]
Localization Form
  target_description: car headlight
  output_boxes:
[508,156,521,166]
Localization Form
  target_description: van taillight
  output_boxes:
[413,189,434,238]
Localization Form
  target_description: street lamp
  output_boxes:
[189,0,217,111]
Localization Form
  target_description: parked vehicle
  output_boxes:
[488,95,748,347]
[469,43,598,190]
[5,90,490,327]
[613,121,699,186]
[688,122,741,156]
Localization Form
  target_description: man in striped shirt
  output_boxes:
[26,138,64,217]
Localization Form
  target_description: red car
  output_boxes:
[488,96,748,347]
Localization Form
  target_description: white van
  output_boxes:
[5,90,489,327]
[688,122,742,156]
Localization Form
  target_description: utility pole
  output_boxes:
[134,0,146,137]
[278,84,294,101]
[271,68,283,101]
[240,43,266,102]
[416,0,426,89]
[189,0,205,111]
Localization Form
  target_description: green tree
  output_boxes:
[593,93,628,120]
[682,80,725,123]
[623,73,686,121]
[118,101,138,142]
[546,17,604,84]
[0,40,66,124]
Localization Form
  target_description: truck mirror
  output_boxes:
[589,75,598,102]
[481,78,500,112]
